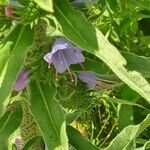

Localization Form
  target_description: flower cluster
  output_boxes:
[44,38,99,88]
[13,38,99,92]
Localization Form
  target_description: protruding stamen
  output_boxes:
[67,67,74,82]
[48,63,51,69]
[55,72,59,81]
[96,80,113,89]
[79,63,85,70]
[60,51,74,82]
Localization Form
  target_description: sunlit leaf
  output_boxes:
[28,80,68,150]
[104,114,150,150]
[0,42,12,74]
[33,0,53,12]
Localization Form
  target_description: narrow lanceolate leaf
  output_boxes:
[67,126,99,150]
[0,101,23,150]
[0,42,12,86]
[0,25,24,86]
[28,80,68,150]
[53,0,150,103]
[0,25,34,116]
[0,42,12,74]
[104,114,150,150]
[33,0,53,12]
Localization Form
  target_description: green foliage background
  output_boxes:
[0,0,150,149]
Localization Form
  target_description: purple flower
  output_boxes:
[13,69,29,91]
[77,71,98,88]
[44,38,85,73]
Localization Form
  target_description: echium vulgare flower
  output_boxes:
[77,71,99,88]
[13,69,29,91]
[44,38,85,75]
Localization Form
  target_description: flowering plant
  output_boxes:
[0,0,150,150]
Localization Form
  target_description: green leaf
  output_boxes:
[1,25,24,44]
[105,98,147,110]
[117,84,141,130]
[0,25,34,115]
[120,84,140,101]
[133,141,150,150]
[0,42,12,86]
[84,57,112,75]
[0,42,12,74]
[122,52,150,78]
[119,18,132,34]
[28,80,68,150]
[67,126,99,150]
[0,101,23,150]
[104,114,150,150]
[21,136,43,150]
[33,0,53,12]
[53,0,150,104]
[0,25,25,79]
[107,0,118,12]
[0,0,6,5]
[118,105,133,131]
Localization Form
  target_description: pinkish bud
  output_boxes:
[5,5,15,19]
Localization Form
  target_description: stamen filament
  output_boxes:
[48,63,51,69]
[60,51,74,82]
[55,72,58,81]
[79,63,85,70]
